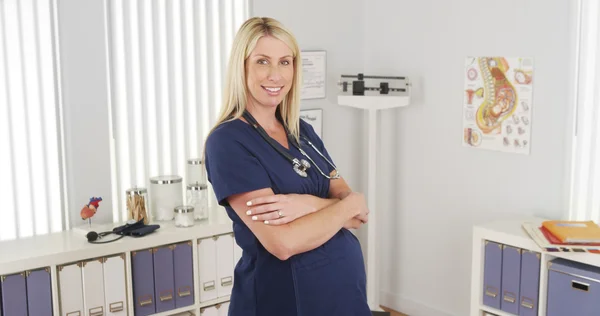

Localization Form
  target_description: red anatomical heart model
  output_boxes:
[81,197,103,220]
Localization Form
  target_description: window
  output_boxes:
[568,0,600,221]
[106,0,250,222]
[0,0,66,241]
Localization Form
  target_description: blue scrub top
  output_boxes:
[205,118,370,316]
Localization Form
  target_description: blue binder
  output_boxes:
[1,272,27,316]
[519,250,540,316]
[500,245,521,314]
[482,241,503,309]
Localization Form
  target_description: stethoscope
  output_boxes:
[242,110,341,179]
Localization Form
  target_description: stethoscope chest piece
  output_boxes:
[293,158,311,177]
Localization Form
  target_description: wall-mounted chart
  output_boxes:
[462,56,534,155]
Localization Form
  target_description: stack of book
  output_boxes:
[522,220,600,253]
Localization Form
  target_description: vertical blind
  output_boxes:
[106,0,250,222]
[568,0,600,221]
[0,0,65,241]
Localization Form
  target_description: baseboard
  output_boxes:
[380,290,458,316]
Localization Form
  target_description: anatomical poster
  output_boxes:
[462,56,534,154]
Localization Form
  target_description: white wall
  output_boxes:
[255,0,578,315]
[367,1,576,315]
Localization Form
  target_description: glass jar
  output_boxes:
[186,158,206,185]
[174,205,195,227]
[126,187,150,224]
[149,175,183,221]
[186,183,208,220]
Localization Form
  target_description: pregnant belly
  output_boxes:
[292,230,369,315]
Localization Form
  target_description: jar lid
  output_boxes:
[174,205,194,213]
[187,183,208,190]
[187,158,204,165]
[150,175,183,184]
[126,187,147,195]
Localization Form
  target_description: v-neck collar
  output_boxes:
[236,116,297,153]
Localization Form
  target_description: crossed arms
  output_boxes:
[226,176,369,260]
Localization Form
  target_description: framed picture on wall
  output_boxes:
[300,109,323,139]
[300,50,326,99]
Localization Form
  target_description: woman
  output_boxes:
[204,17,371,316]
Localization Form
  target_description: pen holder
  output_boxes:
[126,187,150,224]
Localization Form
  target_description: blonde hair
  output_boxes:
[207,17,302,145]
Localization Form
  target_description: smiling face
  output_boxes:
[245,36,294,110]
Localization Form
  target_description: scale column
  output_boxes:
[366,107,381,311]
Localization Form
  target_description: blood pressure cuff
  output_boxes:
[126,225,160,237]
[112,219,160,237]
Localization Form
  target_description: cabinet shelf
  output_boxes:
[148,295,231,316]
[0,205,236,316]
[149,304,196,316]
[471,216,600,316]
[198,295,231,309]
[480,304,518,316]
[0,206,232,275]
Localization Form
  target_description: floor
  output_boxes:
[381,305,408,316]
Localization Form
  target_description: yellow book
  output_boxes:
[542,220,600,243]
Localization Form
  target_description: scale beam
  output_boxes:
[338,73,411,96]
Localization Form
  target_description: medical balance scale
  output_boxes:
[337,73,411,315]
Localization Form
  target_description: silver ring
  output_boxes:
[278,211,283,218]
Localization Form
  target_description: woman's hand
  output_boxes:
[245,194,318,225]
[343,192,369,224]
[343,218,363,229]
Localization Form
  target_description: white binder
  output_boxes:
[200,306,218,316]
[198,237,218,302]
[216,234,234,298]
[218,301,230,316]
[58,262,84,316]
[103,255,127,315]
[82,259,105,316]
